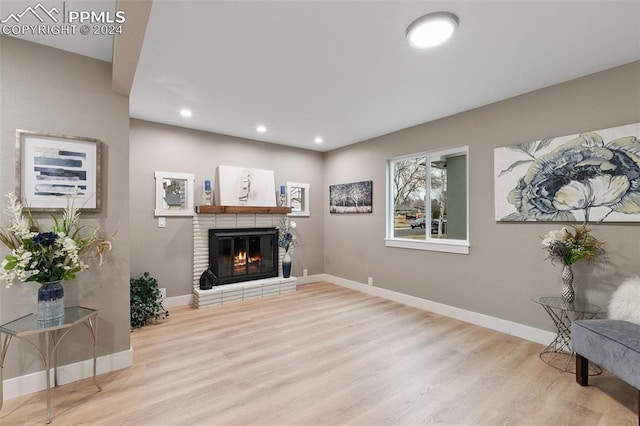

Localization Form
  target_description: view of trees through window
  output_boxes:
[389,148,467,243]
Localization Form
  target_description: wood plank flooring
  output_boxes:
[1,282,636,425]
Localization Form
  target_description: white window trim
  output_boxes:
[385,145,469,255]
[384,237,469,254]
[286,181,310,217]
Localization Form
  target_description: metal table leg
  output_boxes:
[83,315,102,392]
[0,333,13,411]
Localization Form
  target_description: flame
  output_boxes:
[234,251,261,266]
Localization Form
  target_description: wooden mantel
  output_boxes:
[196,205,291,214]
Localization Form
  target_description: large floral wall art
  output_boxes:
[494,122,640,222]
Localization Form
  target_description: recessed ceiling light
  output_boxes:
[180,109,192,117]
[314,137,323,144]
[257,125,267,133]
[406,11,458,49]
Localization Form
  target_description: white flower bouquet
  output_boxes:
[0,192,113,287]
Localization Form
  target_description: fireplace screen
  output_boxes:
[209,228,278,285]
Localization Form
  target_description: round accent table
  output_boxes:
[531,296,603,374]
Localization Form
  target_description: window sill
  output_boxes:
[384,238,469,254]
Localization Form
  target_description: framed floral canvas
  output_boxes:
[494,122,640,222]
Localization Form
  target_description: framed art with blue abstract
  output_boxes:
[16,130,102,212]
[494,122,640,222]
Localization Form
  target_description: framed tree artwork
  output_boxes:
[329,180,373,214]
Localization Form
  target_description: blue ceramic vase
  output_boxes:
[282,252,292,278]
[37,281,65,322]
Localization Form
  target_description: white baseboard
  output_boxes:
[3,347,133,401]
[164,293,192,308]
[320,274,555,346]
[295,274,325,285]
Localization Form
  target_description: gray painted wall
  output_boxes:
[324,61,640,332]
[0,36,131,379]
[129,119,325,298]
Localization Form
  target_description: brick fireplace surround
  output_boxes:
[192,207,297,308]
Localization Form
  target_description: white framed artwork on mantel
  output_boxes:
[216,165,277,207]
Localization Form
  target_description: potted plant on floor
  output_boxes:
[130,272,168,330]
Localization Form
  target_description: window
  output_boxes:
[386,146,469,254]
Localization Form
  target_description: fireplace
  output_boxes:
[208,228,279,286]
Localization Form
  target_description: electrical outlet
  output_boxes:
[303,269,308,277]
[368,277,373,286]
[159,288,167,299]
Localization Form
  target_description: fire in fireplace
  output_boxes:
[208,228,279,285]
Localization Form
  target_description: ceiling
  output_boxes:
[3,1,640,152]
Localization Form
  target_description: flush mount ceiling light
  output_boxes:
[180,108,192,118]
[406,11,459,49]
[256,125,267,133]
[314,136,323,144]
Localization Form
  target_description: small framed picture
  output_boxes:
[154,171,195,216]
[286,182,310,216]
[16,130,102,212]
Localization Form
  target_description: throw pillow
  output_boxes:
[608,275,640,325]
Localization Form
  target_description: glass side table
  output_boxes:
[0,306,102,424]
[531,296,603,374]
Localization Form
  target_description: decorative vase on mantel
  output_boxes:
[560,264,575,304]
[282,252,292,278]
[37,281,65,323]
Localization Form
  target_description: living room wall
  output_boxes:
[129,119,324,299]
[0,37,131,380]
[324,61,640,332]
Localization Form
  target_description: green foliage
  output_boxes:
[130,272,168,330]
[542,225,605,266]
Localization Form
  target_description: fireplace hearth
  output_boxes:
[208,228,279,286]
[193,211,297,308]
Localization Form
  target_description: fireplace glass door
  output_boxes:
[209,228,278,285]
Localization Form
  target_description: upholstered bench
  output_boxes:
[572,319,640,421]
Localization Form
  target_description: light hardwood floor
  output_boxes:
[1,282,636,425]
